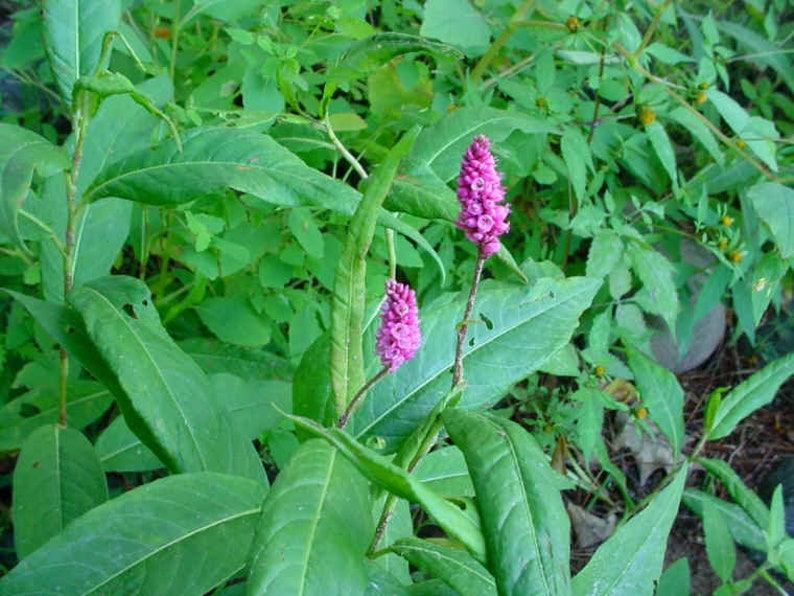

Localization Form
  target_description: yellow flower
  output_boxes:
[566,16,580,32]
[637,105,656,125]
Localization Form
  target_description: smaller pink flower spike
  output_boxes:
[375,280,421,372]
[455,135,510,257]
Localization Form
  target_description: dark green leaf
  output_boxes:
[13,425,108,558]
[195,295,272,347]
[420,0,491,57]
[42,0,122,101]
[572,466,687,596]
[747,182,794,259]
[391,537,497,596]
[293,334,336,429]
[247,440,371,596]
[413,446,474,498]
[95,416,163,473]
[179,337,289,381]
[442,409,571,596]
[1,473,265,595]
[69,276,264,481]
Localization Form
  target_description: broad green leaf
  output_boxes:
[572,465,687,596]
[626,347,685,454]
[717,21,794,94]
[696,457,769,528]
[683,489,766,553]
[645,121,677,185]
[629,245,679,334]
[288,207,324,259]
[288,414,486,559]
[561,127,593,201]
[388,162,459,221]
[1,473,265,595]
[442,409,571,596]
[703,500,737,582]
[708,352,794,440]
[196,295,272,347]
[365,562,412,596]
[0,381,112,452]
[707,90,778,171]
[411,107,553,182]
[247,440,371,596]
[96,415,162,473]
[656,558,691,596]
[586,231,623,278]
[293,334,335,429]
[179,337,289,381]
[747,182,794,259]
[13,425,108,559]
[669,107,724,165]
[351,277,600,449]
[391,537,497,596]
[69,276,264,481]
[330,128,418,416]
[209,374,291,440]
[413,446,474,497]
[83,127,361,214]
[420,0,491,57]
[42,0,122,101]
[0,123,69,249]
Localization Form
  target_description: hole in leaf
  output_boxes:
[19,403,41,418]
[479,312,493,330]
[122,303,138,319]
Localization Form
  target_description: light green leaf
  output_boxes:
[42,0,122,101]
[683,489,767,553]
[703,501,737,582]
[13,425,107,559]
[96,416,163,473]
[717,21,794,94]
[708,352,794,440]
[695,459,769,528]
[629,245,679,335]
[179,337,289,381]
[442,409,570,596]
[747,182,794,259]
[196,295,272,347]
[0,123,70,249]
[645,121,677,185]
[330,128,419,417]
[247,440,371,596]
[391,537,497,596]
[351,277,600,449]
[413,446,474,497]
[83,127,361,214]
[586,231,623,278]
[1,473,265,595]
[69,276,264,481]
[656,558,691,596]
[626,347,685,454]
[572,465,687,596]
[420,0,491,57]
[561,127,593,201]
[669,107,724,165]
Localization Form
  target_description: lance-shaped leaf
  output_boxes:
[391,537,497,596]
[707,352,794,441]
[442,409,571,596]
[42,0,122,101]
[696,457,769,528]
[247,440,371,596]
[96,415,163,473]
[288,413,486,559]
[13,424,108,559]
[0,123,69,249]
[682,489,766,553]
[572,465,687,596]
[330,128,419,417]
[1,473,265,595]
[69,276,264,481]
[351,277,600,449]
[82,127,360,213]
[626,346,685,454]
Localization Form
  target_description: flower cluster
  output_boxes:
[375,280,421,372]
[455,135,510,257]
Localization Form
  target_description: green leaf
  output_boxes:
[196,295,272,347]
[378,210,447,284]
[83,127,361,214]
[288,207,324,259]
[413,446,474,498]
[747,182,794,259]
[1,473,265,595]
[629,245,679,335]
[210,374,291,440]
[330,128,419,417]
[586,231,624,278]
[420,0,491,57]
[69,276,264,481]
[42,0,122,101]
[703,500,737,582]
[0,381,112,452]
[391,537,497,596]
[13,425,108,559]
[411,107,553,182]
[669,107,724,165]
[388,162,459,221]
[351,277,600,449]
[572,465,687,596]
[708,352,794,440]
[247,440,371,596]
[287,414,487,559]
[626,347,685,454]
[645,121,677,185]
[0,123,70,249]
[293,334,336,429]
[683,489,766,553]
[442,409,571,596]
[717,21,794,94]
[696,457,769,528]
[656,558,691,596]
[561,127,593,201]
[179,337,289,381]
[95,416,163,473]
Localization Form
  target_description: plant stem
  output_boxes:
[470,0,537,84]
[634,0,673,60]
[452,254,485,386]
[169,0,181,82]
[338,366,389,429]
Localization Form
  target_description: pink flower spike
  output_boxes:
[375,280,421,372]
[455,135,511,257]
